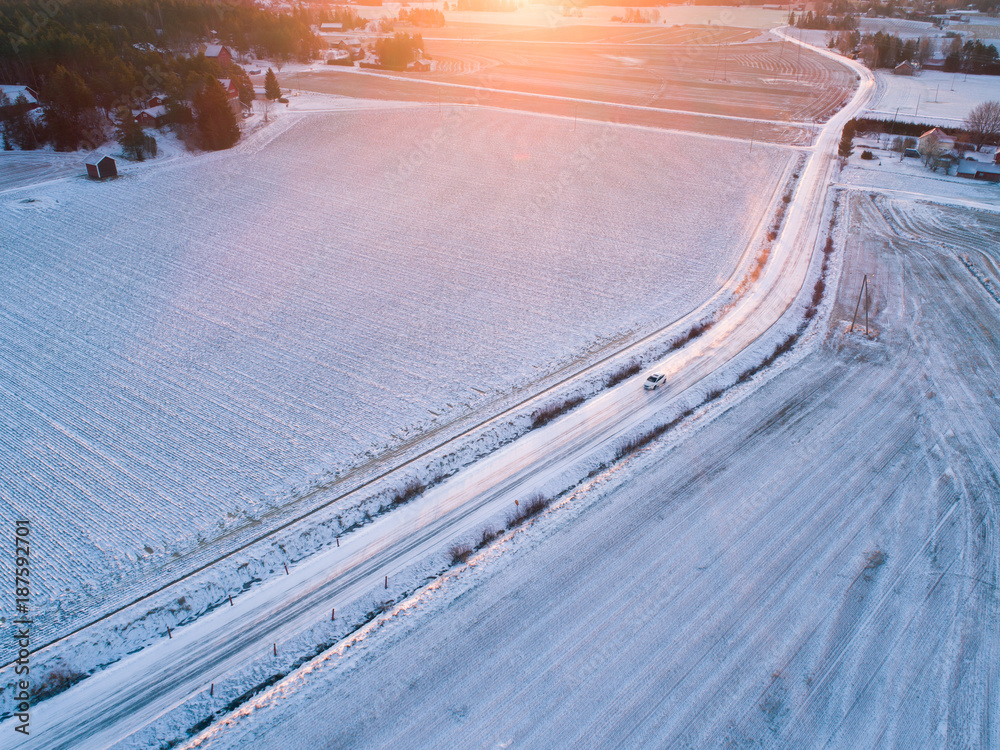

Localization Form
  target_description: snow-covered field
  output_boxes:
[867,69,1000,126]
[183,189,1000,750]
[0,105,790,649]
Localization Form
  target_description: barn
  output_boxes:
[204,44,233,69]
[956,159,1000,182]
[85,154,117,179]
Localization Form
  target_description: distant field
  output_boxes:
[306,24,855,139]
[867,69,1000,126]
[301,30,852,149]
[0,106,791,644]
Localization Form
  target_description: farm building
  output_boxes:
[85,154,117,179]
[204,44,233,69]
[146,95,165,108]
[137,105,167,127]
[337,38,365,59]
[956,159,1000,182]
[919,127,955,151]
[218,78,240,100]
[407,59,432,72]
[894,60,915,75]
[0,84,39,108]
[320,22,344,32]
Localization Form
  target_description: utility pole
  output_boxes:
[850,274,870,334]
[749,121,756,154]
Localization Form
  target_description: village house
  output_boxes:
[956,158,1000,182]
[204,44,233,69]
[218,78,240,100]
[893,60,915,76]
[136,105,167,127]
[0,84,39,108]
[919,127,956,151]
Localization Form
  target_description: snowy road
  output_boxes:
[2,35,874,750]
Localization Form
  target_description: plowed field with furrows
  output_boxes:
[410,36,854,123]
[0,107,790,649]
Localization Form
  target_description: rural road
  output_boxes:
[1,31,874,750]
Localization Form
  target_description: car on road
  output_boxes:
[644,373,666,390]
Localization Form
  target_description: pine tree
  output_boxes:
[264,68,281,100]
[41,66,97,151]
[838,120,855,158]
[116,108,146,160]
[193,78,240,150]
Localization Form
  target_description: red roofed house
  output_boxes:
[204,44,232,69]
[218,78,240,100]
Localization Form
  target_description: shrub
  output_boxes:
[811,278,825,306]
[449,542,473,564]
[606,360,641,388]
[865,549,886,570]
[861,150,875,160]
[531,395,584,429]
[392,478,425,506]
[31,666,87,702]
[277,97,289,103]
[669,320,712,352]
[478,525,499,547]
[506,493,550,529]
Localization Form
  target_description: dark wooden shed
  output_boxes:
[85,154,117,179]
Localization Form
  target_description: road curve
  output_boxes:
[1,36,875,750]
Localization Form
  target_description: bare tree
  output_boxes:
[963,100,1000,152]
[918,130,946,167]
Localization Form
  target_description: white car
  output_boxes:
[644,373,666,390]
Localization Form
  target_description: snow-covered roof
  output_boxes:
[957,159,1000,176]
[140,105,168,117]
[204,44,228,58]
[219,78,232,89]
[320,22,344,30]
[919,127,954,143]
[84,153,115,166]
[0,84,37,105]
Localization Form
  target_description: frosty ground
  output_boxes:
[184,181,1000,750]
[868,69,1000,127]
[0,105,790,649]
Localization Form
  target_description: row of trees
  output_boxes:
[944,39,1000,74]
[398,8,446,28]
[373,32,424,69]
[612,8,661,23]
[0,0,321,93]
[791,10,859,31]
[0,0,316,151]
